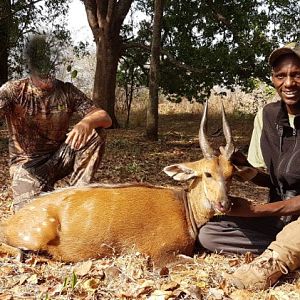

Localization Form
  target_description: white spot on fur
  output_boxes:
[42,222,48,226]
[42,208,47,211]
[49,218,56,223]
[23,235,30,242]
[202,198,213,210]
[35,228,42,232]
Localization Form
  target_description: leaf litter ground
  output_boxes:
[0,113,300,299]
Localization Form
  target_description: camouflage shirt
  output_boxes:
[0,78,96,165]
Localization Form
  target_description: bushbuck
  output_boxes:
[0,101,243,265]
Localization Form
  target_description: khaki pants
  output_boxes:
[10,129,106,210]
[269,217,300,271]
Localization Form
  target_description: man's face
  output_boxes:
[31,72,54,91]
[272,54,300,114]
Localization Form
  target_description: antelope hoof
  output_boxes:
[0,243,24,262]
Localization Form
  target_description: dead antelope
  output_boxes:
[0,101,238,265]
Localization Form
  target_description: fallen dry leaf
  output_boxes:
[82,278,101,292]
[0,266,15,276]
[244,252,254,264]
[104,266,121,280]
[134,285,154,298]
[230,289,255,300]
[207,287,224,299]
[0,114,298,299]
[159,266,169,277]
[179,285,203,299]
[161,281,180,291]
[38,285,49,293]
[27,274,39,284]
[18,274,29,285]
[0,294,13,300]
[25,256,50,266]
[149,289,173,300]
[73,260,93,276]
[228,258,240,267]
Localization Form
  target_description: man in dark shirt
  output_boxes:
[0,35,112,210]
[199,42,300,290]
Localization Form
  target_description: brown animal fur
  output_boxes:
[0,154,235,266]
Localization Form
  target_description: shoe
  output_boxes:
[226,249,289,290]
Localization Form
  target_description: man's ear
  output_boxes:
[163,163,198,181]
[233,165,258,182]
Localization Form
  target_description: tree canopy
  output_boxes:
[123,0,300,101]
[0,0,71,85]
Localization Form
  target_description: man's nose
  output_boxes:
[284,75,296,87]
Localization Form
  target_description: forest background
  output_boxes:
[0,0,300,299]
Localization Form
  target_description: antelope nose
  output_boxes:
[216,200,231,213]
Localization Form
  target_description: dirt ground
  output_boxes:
[0,113,300,299]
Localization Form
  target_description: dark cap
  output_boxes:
[269,42,300,66]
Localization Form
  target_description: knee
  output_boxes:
[198,224,222,252]
[95,128,107,142]
[87,128,106,148]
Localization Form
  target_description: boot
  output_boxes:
[226,249,289,290]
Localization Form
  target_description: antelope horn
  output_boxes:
[199,100,214,158]
[221,100,235,159]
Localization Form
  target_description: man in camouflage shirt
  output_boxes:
[0,35,112,210]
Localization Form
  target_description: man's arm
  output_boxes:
[65,108,112,150]
[0,81,17,117]
[231,150,272,187]
[227,195,300,217]
[231,108,273,187]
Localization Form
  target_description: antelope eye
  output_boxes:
[204,172,212,178]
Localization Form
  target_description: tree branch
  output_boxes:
[107,0,116,21]
[124,42,205,75]
[96,0,108,19]
[205,0,231,28]
[83,0,100,41]
[116,0,133,25]
[1,0,44,21]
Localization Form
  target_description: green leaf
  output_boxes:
[71,70,78,79]
[71,272,77,289]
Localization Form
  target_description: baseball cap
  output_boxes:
[268,42,300,66]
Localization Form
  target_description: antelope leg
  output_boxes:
[0,242,24,261]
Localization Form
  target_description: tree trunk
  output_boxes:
[0,0,11,86]
[84,0,134,129]
[147,0,164,140]
[93,37,121,128]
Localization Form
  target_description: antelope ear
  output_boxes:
[233,165,258,182]
[163,164,198,181]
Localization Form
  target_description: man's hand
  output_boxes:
[227,196,256,217]
[65,120,92,150]
[230,149,250,166]
[65,108,112,150]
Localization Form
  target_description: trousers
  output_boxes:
[198,215,281,255]
[10,129,106,210]
[198,215,300,271]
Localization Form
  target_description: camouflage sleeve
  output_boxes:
[0,81,15,116]
[66,83,98,117]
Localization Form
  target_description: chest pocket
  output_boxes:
[277,135,300,187]
[49,104,71,114]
